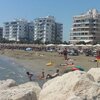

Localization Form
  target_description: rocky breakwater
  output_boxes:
[39,68,100,100]
[0,79,41,100]
[0,68,100,100]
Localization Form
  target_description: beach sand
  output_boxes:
[0,49,99,75]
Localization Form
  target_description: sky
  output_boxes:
[0,0,100,41]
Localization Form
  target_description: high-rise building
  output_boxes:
[0,27,3,39]
[25,22,34,42]
[70,9,100,44]
[3,19,34,42]
[3,16,63,43]
[34,16,63,43]
[55,23,63,43]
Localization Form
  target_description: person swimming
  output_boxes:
[26,71,33,81]
[38,71,45,79]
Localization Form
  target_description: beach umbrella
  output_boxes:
[46,44,55,47]
[67,44,74,47]
[94,44,100,47]
[57,44,68,47]
[86,44,93,47]
[75,44,86,47]
[25,47,32,51]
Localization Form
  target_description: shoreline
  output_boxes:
[0,49,98,74]
[0,49,64,74]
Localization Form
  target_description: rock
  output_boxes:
[39,71,100,100]
[88,68,100,82]
[0,80,41,100]
[67,95,82,100]
[0,79,16,90]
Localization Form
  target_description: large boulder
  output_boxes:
[0,79,16,90]
[88,68,100,82]
[0,80,41,100]
[39,71,100,100]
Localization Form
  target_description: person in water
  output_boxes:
[26,72,33,81]
[46,69,59,79]
[38,71,45,79]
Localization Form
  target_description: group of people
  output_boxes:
[26,48,69,81]
[26,47,85,81]
[26,69,60,81]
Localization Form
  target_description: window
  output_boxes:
[85,33,88,35]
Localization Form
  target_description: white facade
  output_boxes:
[3,16,62,43]
[3,19,30,41]
[70,9,100,44]
[34,16,63,43]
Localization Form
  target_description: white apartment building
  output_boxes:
[70,9,100,44]
[0,27,3,39]
[3,19,34,42]
[55,23,63,43]
[25,22,34,42]
[34,16,63,43]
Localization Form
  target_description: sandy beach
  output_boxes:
[0,49,99,76]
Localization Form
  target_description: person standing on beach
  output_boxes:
[26,72,33,81]
[63,48,68,60]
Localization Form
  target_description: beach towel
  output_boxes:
[75,66,84,71]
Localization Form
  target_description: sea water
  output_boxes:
[0,55,45,86]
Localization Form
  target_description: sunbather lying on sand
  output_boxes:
[46,69,59,79]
